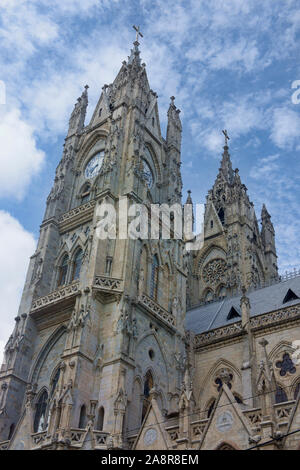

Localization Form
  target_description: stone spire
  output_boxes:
[67,85,89,137]
[261,203,271,221]
[261,203,278,279]
[219,130,234,184]
[166,96,182,152]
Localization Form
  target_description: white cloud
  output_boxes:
[0,108,45,200]
[271,107,300,149]
[0,211,36,365]
[0,0,58,60]
[249,154,280,180]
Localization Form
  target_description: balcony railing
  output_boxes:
[139,293,176,328]
[93,275,124,293]
[31,281,80,312]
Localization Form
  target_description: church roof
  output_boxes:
[186,275,300,334]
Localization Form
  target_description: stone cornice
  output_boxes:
[193,303,300,349]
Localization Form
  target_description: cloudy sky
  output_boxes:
[0,0,300,361]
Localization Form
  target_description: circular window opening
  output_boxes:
[149,349,155,360]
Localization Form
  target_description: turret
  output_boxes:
[67,85,89,138]
[166,96,182,153]
[261,204,278,279]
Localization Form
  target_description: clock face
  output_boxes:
[85,151,104,179]
[142,159,153,188]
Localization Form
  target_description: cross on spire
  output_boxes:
[222,129,230,147]
[133,25,143,43]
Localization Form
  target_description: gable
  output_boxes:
[133,399,172,450]
[204,203,225,238]
[200,384,252,450]
[145,100,162,139]
[89,91,111,128]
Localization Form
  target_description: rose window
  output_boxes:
[203,259,226,285]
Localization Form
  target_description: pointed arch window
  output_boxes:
[80,183,91,204]
[78,404,87,429]
[218,208,225,225]
[96,407,105,431]
[34,390,49,433]
[150,255,159,300]
[217,443,236,450]
[207,399,216,418]
[142,371,154,423]
[71,249,83,281]
[205,290,213,303]
[50,368,60,397]
[57,255,69,287]
[218,286,227,298]
[275,386,288,404]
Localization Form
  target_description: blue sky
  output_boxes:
[0,0,300,359]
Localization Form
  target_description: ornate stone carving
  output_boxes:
[202,259,226,285]
[94,276,123,292]
[139,293,176,328]
[31,281,80,312]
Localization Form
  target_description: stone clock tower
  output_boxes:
[0,33,187,449]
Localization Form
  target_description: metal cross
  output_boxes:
[222,129,230,146]
[133,25,143,42]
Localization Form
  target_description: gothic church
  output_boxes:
[1,34,300,451]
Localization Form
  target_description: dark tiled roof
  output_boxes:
[186,277,300,334]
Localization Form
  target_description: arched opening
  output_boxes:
[50,368,60,397]
[34,390,49,433]
[71,248,83,281]
[139,246,148,296]
[57,255,69,287]
[217,442,236,450]
[207,399,216,418]
[80,183,91,205]
[8,423,15,440]
[96,407,105,431]
[78,404,87,429]
[218,208,225,225]
[275,386,288,404]
[218,285,227,298]
[205,289,213,303]
[162,265,170,309]
[142,371,154,423]
[150,255,159,301]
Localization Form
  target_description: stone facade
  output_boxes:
[0,37,299,451]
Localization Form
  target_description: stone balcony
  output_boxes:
[59,200,96,233]
[138,293,176,330]
[93,275,124,293]
[30,429,110,449]
[93,275,124,302]
[30,280,80,314]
